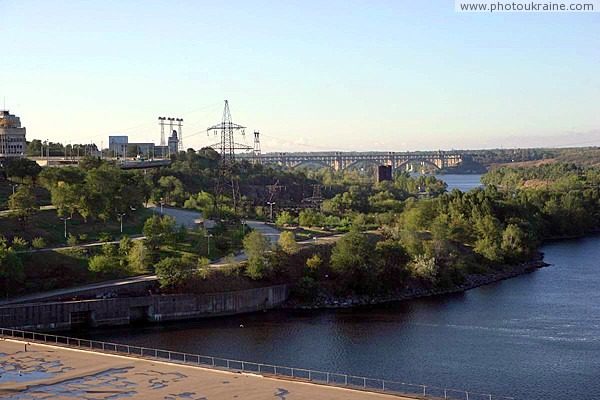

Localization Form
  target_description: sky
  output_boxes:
[1,0,599,153]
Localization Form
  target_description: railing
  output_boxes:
[0,328,514,400]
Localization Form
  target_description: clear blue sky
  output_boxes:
[1,0,599,152]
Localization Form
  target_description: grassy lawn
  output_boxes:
[284,226,336,241]
[0,208,153,246]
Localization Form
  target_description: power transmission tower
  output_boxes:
[207,100,252,215]
[158,117,166,146]
[302,184,324,208]
[176,118,184,151]
[253,131,261,164]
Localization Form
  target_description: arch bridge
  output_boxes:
[257,151,462,172]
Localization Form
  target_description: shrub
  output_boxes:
[98,232,113,243]
[31,237,47,249]
[11,237,28,251]
[67,234,78,246]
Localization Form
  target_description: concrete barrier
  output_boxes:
[0,285,289,331]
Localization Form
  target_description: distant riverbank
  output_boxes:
[284,253,548,310]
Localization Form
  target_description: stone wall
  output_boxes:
[0,285,289,331]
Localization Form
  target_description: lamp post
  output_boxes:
[267,201,275,222]
[241,220,246,235]
[59,216,72,239]
[9,183,18,195]
[117,212,126,233]
[159,198,164,215]
[207,233,213,257]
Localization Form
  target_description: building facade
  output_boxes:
[0,110,27,158]
[109,130,179,158]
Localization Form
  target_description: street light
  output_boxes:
[117,212,126,233]
[9,183,18,195]
[241,220,246,235]
[59,216,72,239]
[266,201,275,222]
[159,198,164,215]
[206,233,213,257]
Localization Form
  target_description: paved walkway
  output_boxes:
[148,206,203,229]
[0,340,410,400]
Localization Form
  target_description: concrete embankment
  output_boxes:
[0,339,411,399]
[0,285,288,331]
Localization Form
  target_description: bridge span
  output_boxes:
[255,151,462,171]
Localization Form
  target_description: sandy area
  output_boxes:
[0,339,412,400]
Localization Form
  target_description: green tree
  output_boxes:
[88,254,125,277]
[242,231,271,279]
[0,241,24,298]
[501,224,530,262]
[143,215,177,249]
[155,255,198,287]
[8,185,38,227]
[119,236,133,256]
[276,211,295,227]
[305,253,323,272]
[278,231,298,254]
[329,228,376,290]
[127,240,149,274]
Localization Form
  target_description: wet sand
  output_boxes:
[0,339,412,399]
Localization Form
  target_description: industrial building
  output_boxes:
[108,130,179,159]
[0,109,27,158]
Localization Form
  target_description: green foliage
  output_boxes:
[8,185,38,226]
[31,237,47,249]
[155,255,198,287]
[1,158,42,183]
[242,231,271,279]
[67,233,79,246]
[119,236,133,255]
[298,209,323,227]
[305,253,323,272]
[276,211,295,227]
[0,240,24,297]
[278,231,298,254]
[127,240,150,274]
[88,254,120,276]
[330,228,376,290]
[98,232,113,242]
[11,237,28,251]
[143,215,177,249]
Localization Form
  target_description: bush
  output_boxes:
[67,234,78,246]
[78,233,88,242]
[11,237,28,251]
[31,237,47,249]
[98,232,113,243]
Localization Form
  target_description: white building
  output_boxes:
[0,110,27,158]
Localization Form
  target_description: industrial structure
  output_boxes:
[0,109,26,158]
[108,117,182,159]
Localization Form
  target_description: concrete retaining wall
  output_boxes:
[0,285,289,331]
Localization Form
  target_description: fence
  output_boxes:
[0,328,514,400]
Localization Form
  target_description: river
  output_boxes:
[76,234,600,400]
[414,173,484,192]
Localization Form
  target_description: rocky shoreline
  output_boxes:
[283,253,549,310]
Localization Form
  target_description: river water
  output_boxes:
[76,175,600,400]
[77,237,600,400]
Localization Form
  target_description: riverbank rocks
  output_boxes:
[283,254,549,310]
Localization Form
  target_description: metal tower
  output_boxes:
[207,100,252,163]
[176,118,184,151]
[158,117,166,146]
[253,131,261,163]
[206,100,252,215]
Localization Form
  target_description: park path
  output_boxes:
[2,208,283,305]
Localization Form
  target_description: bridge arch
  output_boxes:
[290,160,333,170]
[343,159,385,171]
[395,158,441,171]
